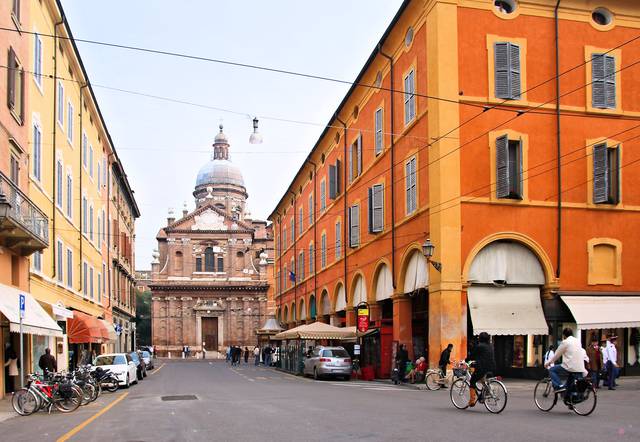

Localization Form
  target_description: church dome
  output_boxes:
[196,159,245,187]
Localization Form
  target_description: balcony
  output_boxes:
[0,172,49,255]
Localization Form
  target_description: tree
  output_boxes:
[135,290,152,346]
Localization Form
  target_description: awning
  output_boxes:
[67,311,107,344]
[468,286,548,335]
[403,251,428,293]
[274,322,357,340]
[99,319,117,342]
[0,282,63,337]
[52,303,74,320]
[561,296,640,329]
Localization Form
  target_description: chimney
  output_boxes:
[167,207,175,225]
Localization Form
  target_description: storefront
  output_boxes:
[67,311,110,369]
[560,295,640,376]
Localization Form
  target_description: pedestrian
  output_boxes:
[4,343,18,393]
[202,343,207,360]
[395,344,409,383]
[38,348,57,375]
[254,346,260,366]
[439,343,453,379]
[264,346,272,367]
[244,347,249,364]
[603,335,618,390]
[586,337,602,389]
[232,346,239,366]
[543,345,555,368]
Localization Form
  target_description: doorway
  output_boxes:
[201,317,218,352]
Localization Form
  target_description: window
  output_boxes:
[290,218,294,244]
[57,81,64,127]
[66,173,72,217]
[102,264,106,297]
[592,8,613,27]
[308,194,314,225]
[335,221,342,259]
[494,0,517,14]
[175,251,183,271]
[34,33,43,88]
[217,257,224,272]
[33,251,42,272]
[592,54,616,109]
[102,210,106,243]
[195,257,202,272]
[283,227,288,250]
[320,179,327,211]
[90,267,94,299]
[82,133,88,168]
[10,154,19,184]
[56,160,63,208]
[329,160,341,199]
[593,143,620,204]
[321,233,327,269]
[309,243,314,275]
[494,42,521,100]
[89,205,94,241]
[66,249,73,288]
[284,264,288,289]
[349,135,362,183]
[403,69,416,125]
[588,239,622,285]
[405,157,417,214]
[298,252,305,282]
[98,272,102,303]
[7,48,24,122]
[496,135,523,199]
[82,197,87,234]
[33,123,41,181]
[349,205,360,248]
[275,271,280,294]
[375,108,384,155]
[298,207,303,236]
[368,184,384,233]
[67,102,74,143]
[290,258,294,283]
[89,145,94,177]
[97,212,101,243]
[56,240,63,282]
[97,154,101,188]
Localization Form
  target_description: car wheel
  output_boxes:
[143,368,148,378]
[125,374,130,388]
[313,367,319,381]
[137,370,143,381]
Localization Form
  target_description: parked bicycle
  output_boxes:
[425,360,466,390]
[450,361,508,414]
[12,373,82,415]
[534,375,597,416]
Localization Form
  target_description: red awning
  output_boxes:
[67,311,107,344]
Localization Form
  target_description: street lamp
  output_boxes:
[249,117,263,144]
[422,239,442,272]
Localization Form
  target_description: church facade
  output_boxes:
[149,126,273,357]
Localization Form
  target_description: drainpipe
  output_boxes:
[277,211,283,322]
[308,161,318,315]
[335,115,348,312]
[106,153,115,310]
[288,191,297,323]
[554,0,562,279]
[51,17,64,278]
[378,44,397,289]
[79,83,87,293]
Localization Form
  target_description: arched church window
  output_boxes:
[175,251,183,271]
[205,247,215,272]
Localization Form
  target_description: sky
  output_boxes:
[60,0,404,269]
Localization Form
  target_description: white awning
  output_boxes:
[468,286,548,335]
[375,264,393,301]
[561,296,640,329]
[335,285,346,312]
[0,283,63,337]
[52,302,74,320]
[403,252,428,293]
[353,276,366,306]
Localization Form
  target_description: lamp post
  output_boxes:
[422,239,442,272]
[249,117,263,144]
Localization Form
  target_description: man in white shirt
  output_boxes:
[544,328,588,390]
[543,345,555,368]
[603,336,618,390]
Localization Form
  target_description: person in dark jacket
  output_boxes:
[439,344,454,378]
[396,344,409,383]
[38,348,57,375]
[468,332,496,407]
[243,347,249,364]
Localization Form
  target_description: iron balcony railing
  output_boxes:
[0,171,49,245]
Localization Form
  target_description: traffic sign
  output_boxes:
[19,294,25,319]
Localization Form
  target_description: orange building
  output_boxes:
[269,0,640,379]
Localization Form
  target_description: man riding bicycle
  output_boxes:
[544,328,588,392]
[467,332,495,407]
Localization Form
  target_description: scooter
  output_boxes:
[93,367,120,393]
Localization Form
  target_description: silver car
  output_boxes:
[303,346,352,381]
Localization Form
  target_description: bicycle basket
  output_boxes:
[58,382,73,399]
[453,368,466,377]
[575,378,589,393]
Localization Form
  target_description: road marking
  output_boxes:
[248,379,255,382]
[150,363,166,375]
[56,392,129,442]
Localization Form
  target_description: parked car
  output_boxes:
[94,353,138,388]
[303,346,352,381]
[130,351,147,380]
[140,350,154,369]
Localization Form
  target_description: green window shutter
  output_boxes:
[7,48,16,109]
[405,162,411,211]
[494,43,510,99]
[496,135,510,198]
[368,187,374,233]
[329,164,337,199]
[357,134,363,177]
[605,55,616,109]
[593,143,609,204]
[592,54,606,108]
[349,205,360,248]
[509,44,521,100]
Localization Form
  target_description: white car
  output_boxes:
[94,353,138,388]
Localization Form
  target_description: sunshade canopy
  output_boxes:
[99,319,117,341]
[561,296,640,329]
[67,311,108,344]
[274,322,357,340]
[468,286,548,335]
[0,282,62,337]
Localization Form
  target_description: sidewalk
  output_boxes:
[0,397,16,423]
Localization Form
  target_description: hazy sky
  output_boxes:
[60,0,404,269]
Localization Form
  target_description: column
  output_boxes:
[346,310,356,327]
[369,303,382,327]
[392,296,412,358]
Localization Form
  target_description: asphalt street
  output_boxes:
[1,360,638,441]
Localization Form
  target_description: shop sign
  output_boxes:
[357,304,369,333]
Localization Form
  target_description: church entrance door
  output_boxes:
[201,317,218,352]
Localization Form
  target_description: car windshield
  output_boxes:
[142,351,150,358]
[96,355,126,366]
[130,353,139,362]
[322,349,349,358]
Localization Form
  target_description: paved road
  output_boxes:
[2,360,638,441]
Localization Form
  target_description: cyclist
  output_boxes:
[544,328,588,391]
[438,343,454,380]
[467,332,495,407]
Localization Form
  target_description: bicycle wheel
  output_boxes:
[80,384,95,405]
[425,372,441,391]
[483,379,508,414]
[54,388,81,413]
[450,378,470,410]
[90,382,100,401]
[11,389,38,416]
[534,378,557,412]
[571,385,597,416]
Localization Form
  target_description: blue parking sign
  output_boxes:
[19,294,25,319]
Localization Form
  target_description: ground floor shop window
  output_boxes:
[31,335,51,374]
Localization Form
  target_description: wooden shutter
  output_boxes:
[348,144,354,182]
[496,135,510,198]
[329,164,336,199]
[7,48,16,109]
[405,162,411,211]
[592,54,606,108]
[509,44,521,100]
[349,205,360,248]
[494,43,510,99]
[357,134,362,177]
[375,109,383,154]
[604,55,616,109]
[369,184,384,233]
[610,145,620,204]
[368,187,374,232]
[593,143,608,204]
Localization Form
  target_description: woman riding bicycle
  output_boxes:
[467,332,496,407]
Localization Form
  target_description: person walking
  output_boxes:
[603,335,618,390]
[4,343,19,393]
[226,346,231,363]
[439,343,453,379]
[254,346,260,366]
[395,344,409,383]
[264,346,272,367]
[586,337,602,389]
[244,347,250,364]
[38,348,57,375]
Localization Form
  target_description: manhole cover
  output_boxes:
[161,395,198,401]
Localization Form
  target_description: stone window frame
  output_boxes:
[587,237,622,286]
